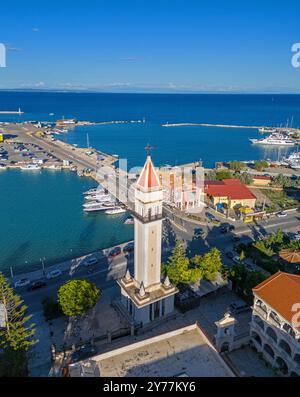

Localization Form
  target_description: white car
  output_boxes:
[82,256,98,267]
[232,256,241,264]
[14,278,31,288]
[277,212,287,218]
[293,234,300,241]
[46,269,62,279]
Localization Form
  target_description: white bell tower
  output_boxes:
[118,146,177,325]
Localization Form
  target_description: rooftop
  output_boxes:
[136,155,161,191]
[253,175,272,180]
[69,324,235,377]
[204,178,256,200]
[253,271,300,330]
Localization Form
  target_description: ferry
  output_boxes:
[20,164,41,170]
[249,133,296,146]
[105,207,126,215]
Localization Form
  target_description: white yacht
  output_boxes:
[290,160,300,170]
[84,193,111,201]
[83,187,105,196]
[20,164,41,170]
[249,133,296,146]
[105,207,126,215]
[285,151,300,161]
[84,203,116,212]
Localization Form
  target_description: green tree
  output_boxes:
[234,172,253,185]
[216,169,232,180]
[254,160,269,171]
[239,250,246,262]
[229,161,246,172]
[272,174,293,188]
[58,279,101,317]
[192,248,223,281]
[162,240,201,285]
[0,273,36,376]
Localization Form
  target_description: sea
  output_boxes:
[1,91,300,274]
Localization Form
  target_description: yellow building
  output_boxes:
[204,179,257,210]
[252,175,272,187]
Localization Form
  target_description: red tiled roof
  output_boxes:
[204,179,256,200]
[136,155,161,191]
[253,271,300,330]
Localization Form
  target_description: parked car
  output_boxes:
[27,280,47,291]
[82,256,98,267]
[46,269,62,279]
[228,300,250,314]
[123,242,134,253]
[109,246,122,257]
[205,212,216,221]
[293,234,300,241]
[14,278,31,288]
[194,228,205,238]
[225,251,234,259]
[232,255,241,264]
[220,224,235,234]
[277,212,287,218]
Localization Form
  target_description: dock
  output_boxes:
[0,108,24,114]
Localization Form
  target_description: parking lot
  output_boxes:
[0,139,62,168]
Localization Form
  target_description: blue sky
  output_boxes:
[0,0,300,92]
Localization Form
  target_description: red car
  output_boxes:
[109,247,121,257]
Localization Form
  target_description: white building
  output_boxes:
[250,271,300,377]
[159,165,204,211]
[118,152,178,325]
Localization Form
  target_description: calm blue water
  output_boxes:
[0,169,133,275]
[1,92,300,274]
[1,91,299,167]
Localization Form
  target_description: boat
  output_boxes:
[83,187,105,196]
[47,164,61,170]
[258,127,278,134]
[123,216,134,224]
[83,200,116,209]
[84,192,110,201]
[285,151,300,162]
[20,164,41,170]
[290,160,300,170]
[249,133,296,146]
[105,207,126,215]
[84,204,116,212]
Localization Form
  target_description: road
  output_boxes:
[20,252,133,312]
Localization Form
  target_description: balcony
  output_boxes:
[253,305,268,320]
[130,210,164,224]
